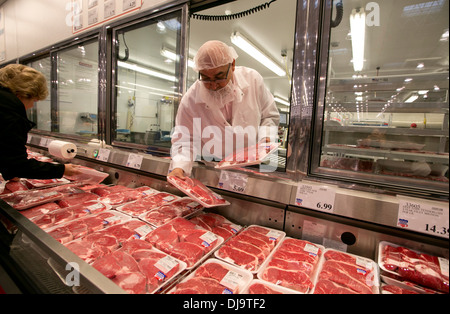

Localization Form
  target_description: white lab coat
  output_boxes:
[170,66,280,175]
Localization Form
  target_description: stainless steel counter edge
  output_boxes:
[27,135,449,239]
[0,200,126,294]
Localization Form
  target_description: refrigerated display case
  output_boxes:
[0,0,448,295]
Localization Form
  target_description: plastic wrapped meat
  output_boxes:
[167,176,229,208]
[260,238,322,293]
[1,189,64,210]
[215,142,280,169]
[118,192,179,217]
[380,243,449,293]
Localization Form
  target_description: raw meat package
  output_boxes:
[117,192,179,217]
[169,258,252,294]
[64,220,154,264]
[189,212,242,241]
[167,176,230,208]
[3,180,29,193]
[378,241,449,293]
[1,189,65,210]
[63,166,109,185]
[57,192,100,208]
[20,202,62,219]
[90,240,186,294]
[31,201,111,229]
[243,279,301,294]
[24,178,71,189]
[139,197,203,227]
[92,185,150,206]
[144,217,223,268]
[257,237,323,293]
[215,142,280,169]
[313,249,380,294]
[215,225,285,273]
[44,210,130,244]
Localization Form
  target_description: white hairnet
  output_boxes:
[193,40,238,72]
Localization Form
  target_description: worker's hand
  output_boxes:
[63,164,81,177]
[168,168,186,179]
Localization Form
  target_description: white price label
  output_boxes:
[96,148,110,162]
[218,170,248,193]
[126,153,143,169]
[296,183,336,213]
[397,197,449,238]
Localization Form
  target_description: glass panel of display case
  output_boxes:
[317,0,449,190]
[113,12,182,150]
[187,0,297,170]
[56,40,99,138]
[27,57,51,131]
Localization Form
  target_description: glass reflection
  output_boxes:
[320,0,449,183]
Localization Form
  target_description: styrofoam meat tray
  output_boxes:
[167,258,253,294]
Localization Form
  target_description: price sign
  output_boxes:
[126,153,143,169]
[296,182,336,213]
[397,197,449,239]
[218,170,248,193]
[96,148,111,162]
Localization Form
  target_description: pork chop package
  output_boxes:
[169,258,253,294]
[215,225,285,273]
[215,142,280,170]
[257,237,324,293]
[313,249,380,294]
[189,211,243,241]
[1,189,65,210]
[167,176,230,208]
[139,197,203,227]
[24,178,72,189]
[144,217,223,269]
[89,240,187,294]
[117,192,179,218]
[378,241,449,293]
[44,210,130,244]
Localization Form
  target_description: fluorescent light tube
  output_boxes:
[118,61,176,82]
[274,96,290,106]
[231,31,286,77]
[161,48,195,68]
[405,95,419,103]
[350,8,366,72]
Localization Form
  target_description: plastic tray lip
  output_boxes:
[214,224,286,274]
[255,236,325,294]
[242,279,302,294]
[167,257,254,294]
[310,248,381,294]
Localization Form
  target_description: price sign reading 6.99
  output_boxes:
[296,182,336,213]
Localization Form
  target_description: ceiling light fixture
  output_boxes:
[118,61,176,82]
[350,8,366,72]
[405,95,419,103]
[230,31,286,77]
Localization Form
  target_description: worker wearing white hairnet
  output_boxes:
[169,40,280,178]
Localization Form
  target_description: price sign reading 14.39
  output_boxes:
[397,197,449,239]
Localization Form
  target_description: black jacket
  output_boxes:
[0,86,65,180]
